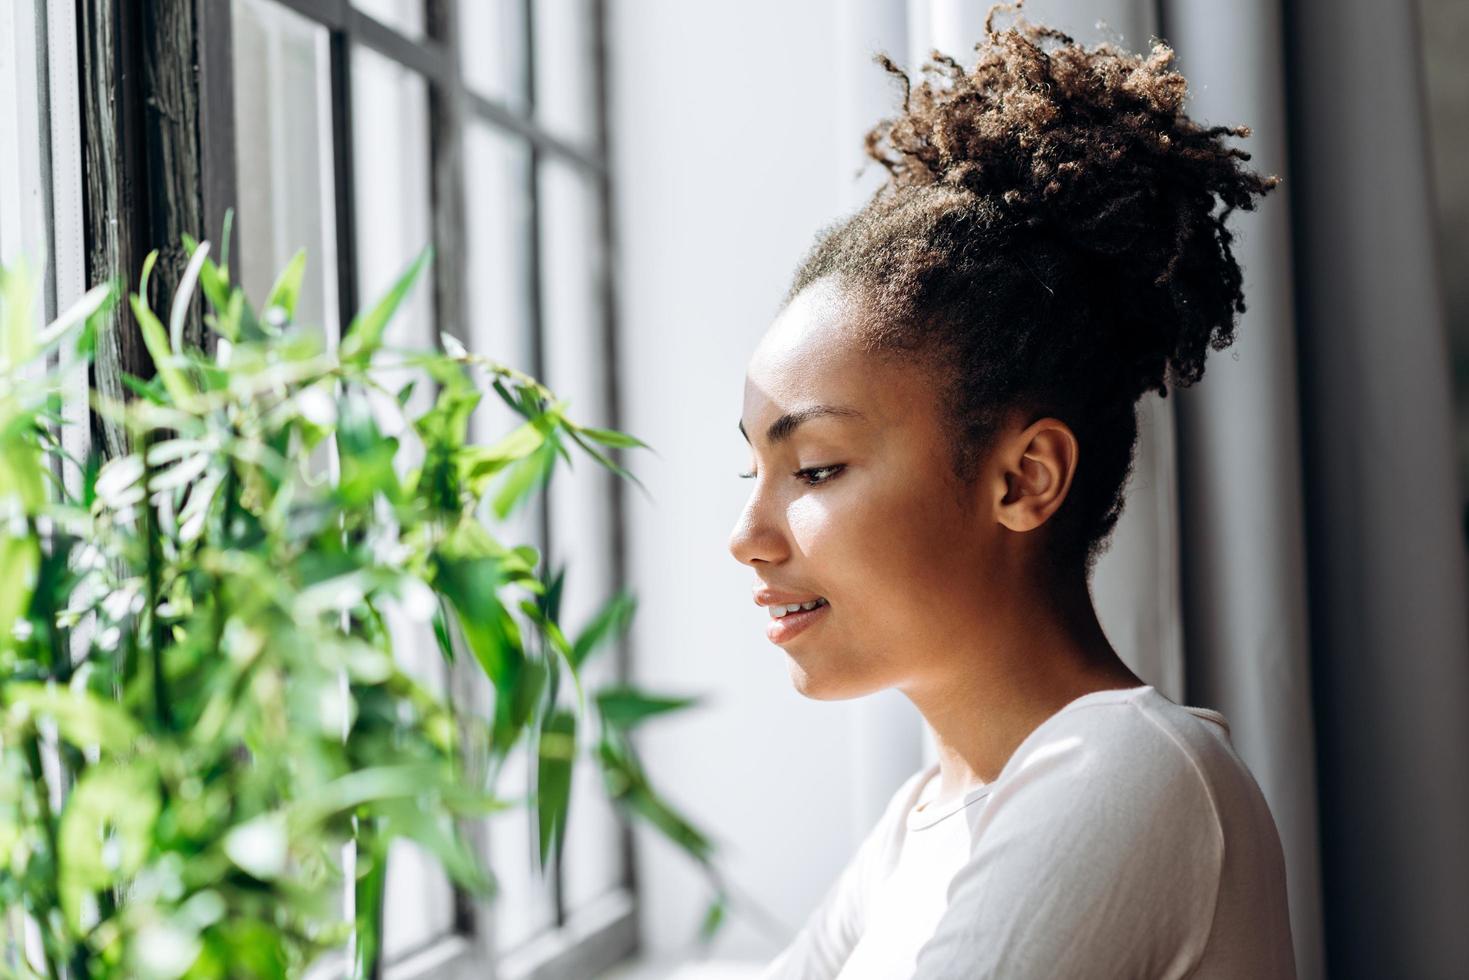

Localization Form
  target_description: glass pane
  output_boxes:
[231,0,339,335]
[0,0,48,280]
[350,39,435,455]
[537,158,623,910]
[465,120,533,413]
[354,0,424,39]
[350,41,456,961]
[464,113,556,964]
[351,43,434,349]
[489,736,558,954]
[532,0,598,150]
[461,0,527,111]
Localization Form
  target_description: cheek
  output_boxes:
[784,474,975,602]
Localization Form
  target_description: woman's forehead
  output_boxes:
[749,280,869,387]
[743,281,931,433]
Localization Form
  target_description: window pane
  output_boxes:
[489,737,558,954]
[461,0,527,111]
[532,0,598,150]
[0,0,48,279]
[350,41,456,961]
[538,158,623,911]
[231,0,339,335]
[354,0,424,39]
[462,121,560,958]
[465,120,533,402]
[351,43,433,350]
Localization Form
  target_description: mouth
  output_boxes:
[765,597,830,645]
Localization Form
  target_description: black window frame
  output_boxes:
[75,1,637,976]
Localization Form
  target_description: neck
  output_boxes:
[898,563,1145,801]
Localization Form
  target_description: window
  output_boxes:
[70,0,633,975]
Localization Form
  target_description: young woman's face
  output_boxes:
[729,278,1015,700]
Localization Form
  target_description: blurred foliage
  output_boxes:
[0,225,727,979]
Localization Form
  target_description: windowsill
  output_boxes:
[600,955,764,980]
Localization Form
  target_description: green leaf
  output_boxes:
[223,812,288,880]
[379,797,492,896]
[340,246,432,364]
[353,825,387,980]
[595,684,701,730]
[698,892,728,943]
[33,282,113,351]
[0,253,35,369]
[574,424,652,450]
[169,238,210,352]
[336,388,402,505]
[0,538,39,658]
[535,707,576,872]
[264,248,307,322]
[598,737,715,865]
[571,591,637,669]
[58,763,161,931]
[6,682,142,748]
[131,271,195,406]
[433,553,536,753]
[458,416,546,496]
[564,424,650,497]
[490,435,558,520]
[541,565,567,626]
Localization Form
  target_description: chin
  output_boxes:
[787,660,877,702]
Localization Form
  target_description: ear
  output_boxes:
[994,418,1078,533]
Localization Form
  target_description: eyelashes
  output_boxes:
[738,464,846,487]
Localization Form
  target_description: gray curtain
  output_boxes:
[1160,2,1328,978]
[1284,0,1469,976]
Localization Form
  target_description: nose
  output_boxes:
[728,485,789,568]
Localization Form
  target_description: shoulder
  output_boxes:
[1001,688,1235,815]
[980,690,1229,892]
[912,695,1234,978]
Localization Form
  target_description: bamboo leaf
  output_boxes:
[574,424,652,451]
[131,289,195,407]
[340,246,432,364]
[571,591,637,669]
[6,682,142,749]
[595,684,701,730]
[264,248,307,323]
[170,238,210,352]
[535,707,576,873]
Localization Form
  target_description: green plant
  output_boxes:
[0,227,728,979]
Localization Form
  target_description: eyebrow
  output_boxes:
[738,404,866,446]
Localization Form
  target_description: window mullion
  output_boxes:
[327,25,359,337]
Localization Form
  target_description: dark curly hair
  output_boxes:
[784,1,1280,578]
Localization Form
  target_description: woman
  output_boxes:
[727,6,1297,978]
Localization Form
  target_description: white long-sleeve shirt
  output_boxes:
[759,684,1296,979]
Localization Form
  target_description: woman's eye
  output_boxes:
[737,465,845,486]
[795,465,844,486]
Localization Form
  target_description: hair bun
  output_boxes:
[862,6,1279,397]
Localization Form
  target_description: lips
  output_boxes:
[753,588,827,607]
[764,600,830,645]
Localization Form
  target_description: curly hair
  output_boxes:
[784,1,1280,578]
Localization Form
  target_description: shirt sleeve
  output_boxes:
[911,712,1225,980]
[758,771,923,980]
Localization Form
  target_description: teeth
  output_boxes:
[769,598,827,619]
